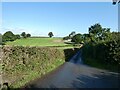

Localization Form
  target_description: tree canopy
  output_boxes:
[26,34,31,37]
[71,33,83,44]
[21,32,31,38]
[69,31,76,39]
[21,32,26,38]
[2,31,16,42]
[88,23,111,43]
[48,32,54,38]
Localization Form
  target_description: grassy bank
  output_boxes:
[2,46,79,89]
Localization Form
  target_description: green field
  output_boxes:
[5,37,68,47]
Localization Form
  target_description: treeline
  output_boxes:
[1,31,31,45]
[63,23,120,71]
[0,31,55,45]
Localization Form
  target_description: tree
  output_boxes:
[2,31,15,42]
[21,32,26,38]
[89,23,102,36]
[48,32,54,38]
[88,23,111,42]
[112,0,120,5]
[71,33,83,44]
[14,34,20,39]
[63,36,70,40]
[100,28,111,41]
[69,31,76,39]
[26,33,31,37]
[82,34,91,43]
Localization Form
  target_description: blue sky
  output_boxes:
[2,2,118,37]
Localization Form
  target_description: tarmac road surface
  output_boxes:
[23,51,120,89]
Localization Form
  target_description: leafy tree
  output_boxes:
[82,34,91,43]
[89,23,111,42]
[63,36,70,40]
[48,32,54,38]
[89,23,102,42]
[69,31,76,39]
[100,28,111,41]
[2,31,15,42]
[26,33,31,37]
[21,32,26,38]
[71,33,83,44]
[14,34,20,39]
[89,23,102,35]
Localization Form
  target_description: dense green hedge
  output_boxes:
[2,46,65,88]
[82,38,120,72]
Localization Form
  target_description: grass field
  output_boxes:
[5,37,68,46]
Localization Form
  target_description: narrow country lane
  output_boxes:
[23,50,120,88]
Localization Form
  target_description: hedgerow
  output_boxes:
[1,46,79,88]
[82,35,120,72]
[2,46,65,88]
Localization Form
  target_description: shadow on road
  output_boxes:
[72,72,120,88]
[63,48,80,62]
